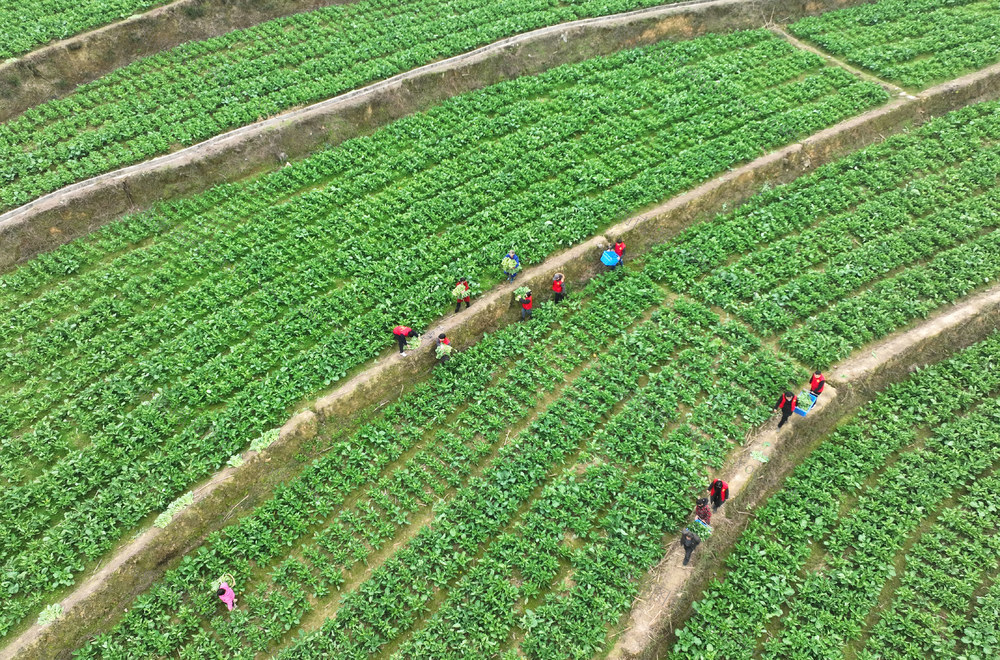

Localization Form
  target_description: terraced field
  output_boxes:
[790,0,1000,88]
[4,0,1000,658]
[0,29,889,641]
[669,332,1000,660]
[0,0,169,59]
[0,0,705,211]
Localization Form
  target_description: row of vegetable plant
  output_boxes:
[646,100,1000,368]
[0,32,884,640]
[0,6,887,211]
[667,331,1000,659]
[790,0,1000,89]
[0,0,169,60]
[72,280,801,658]
[858,475,1000,659]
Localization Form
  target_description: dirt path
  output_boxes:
[608,282,1000,659]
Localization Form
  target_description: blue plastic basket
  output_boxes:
[601,250,619,266]
[794,391,818,416]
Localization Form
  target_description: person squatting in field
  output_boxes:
[392,325,418,356]
[775,390,797,428]
[217,581,237,611]
[552,272,565,303]
[709,478,728,512]
[436,333,452,362]
[453,277,471,314]
[694,497,712,525]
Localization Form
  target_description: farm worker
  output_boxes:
[680,529,701,566]
[708,479,729,512]
[436,333,452,362]
[601,247,621,269]
[775,390,797,429]
[217,581,237,611]
[392,325,418,356]
[552,273,565,304]
[810,371,826,397]
[502,250,521,282]
[614,238,626,263]
[694,497,712,525]
[453,277,471,314]
[519,289,533,321]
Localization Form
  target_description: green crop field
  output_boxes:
[669,332,1000,660]
[3,0,1000,658]
[0,0,169,60]
[0,30,886,640]
[0,0,696,212]
[790,0,1000,88]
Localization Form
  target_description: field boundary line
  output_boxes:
[0,0,877,271]
[0,0,354,123]
[610,282,1000,659]
[768,24,914,99]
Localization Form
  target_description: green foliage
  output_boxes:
[790,0,1000,88]
[0,0,168,60]
[153,491,195,529]
[647,100,1000,368]
[669,333,1000,659]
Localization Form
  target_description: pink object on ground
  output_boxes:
[218,582,236,611]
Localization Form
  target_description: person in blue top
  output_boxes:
[502,250,521,281]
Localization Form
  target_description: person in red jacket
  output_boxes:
[810,371,825,397]
[708,479,729,512]
[392,325,418,356]
[454,277,471,314]
[519,289,533,321]
[614,238,626,263]
[552,273,565,304]
[775,390,797,428]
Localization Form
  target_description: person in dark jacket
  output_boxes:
[392,325,418,356]
[694,497,712,525]
[454,277,471,314]
[681,529,701,566]
[810,371,825,397]
[775,390,797,428]
[709,479,729,512]
[552,273,565,304]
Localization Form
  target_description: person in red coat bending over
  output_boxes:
[613,238,625,263]
[708,479,729,512]
[519,289,533,321]
[775,390,797,429]
[392,325,418,356]
[810,371,825,397]
[552,273,565,304]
